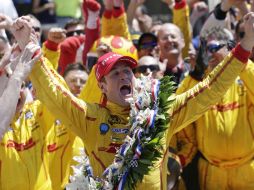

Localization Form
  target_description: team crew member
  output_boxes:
[13,13,254,190]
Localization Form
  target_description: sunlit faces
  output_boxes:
[206,40,228,69]
[134,56,161,79]
[157,24,185,58]
[64,70,88,96]
[66,24,85,37]
[99,63,135,107]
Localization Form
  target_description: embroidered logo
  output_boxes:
[111,128,129,134]
[25,111,33,119]
[108,115,122,125]
[99,123,110,135]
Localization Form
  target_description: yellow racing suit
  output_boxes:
[173,0,192,59]
[44,115,84,190]
[41,40,84,189]
[29,44,249,190]
[101,10,131,41]
[0,101,52,190]
[176,60,254,190]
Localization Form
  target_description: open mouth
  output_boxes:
[120,84,132,96]
[165,43,178,51]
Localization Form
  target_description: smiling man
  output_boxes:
[158,23,190,85]
[13,12,254,189]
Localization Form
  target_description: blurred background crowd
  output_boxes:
[1,0,254,190]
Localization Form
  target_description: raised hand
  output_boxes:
[48,27,66,44]
[12,43,41,81]
[103,0,114,10]
[11,16,34,50]
[0,14,13,30]
[221,0,245,11]
[113,0,124,7]
[240,12,254,51]
[96,42,112,57]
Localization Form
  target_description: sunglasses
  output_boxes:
[206,43,225,54]
[66,30,84,37]
[139,41,157,50]
[134,64,160,73]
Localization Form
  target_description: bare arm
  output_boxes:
[0,43,41,138]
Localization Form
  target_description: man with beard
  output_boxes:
[14,12,254,190]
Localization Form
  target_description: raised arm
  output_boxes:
[12,16,98,140]
[0,43,40,139]
[200,0,249,36]
[167,12,254,141]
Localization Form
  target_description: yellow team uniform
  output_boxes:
[101,11,131,41]
[176,60,254,190]
[29,43,249,190]
[44,117,84,190]
[41,40,85,189]
[173,1,192,59]
[0,101,52,190]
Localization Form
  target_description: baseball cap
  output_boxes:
[95,52,137,81]
[138,32,157,50]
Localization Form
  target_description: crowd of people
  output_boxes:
[0,0,254,189]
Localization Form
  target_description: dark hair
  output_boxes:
[63,63,86,78]
[137,32,157,50]
[64,19,83,30]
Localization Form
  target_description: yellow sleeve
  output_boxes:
[173,2,192,59]
[167,49,248,143]
[30,56,99,140]
[42,41,60,70]
[101,13,131,40]
[101,15,114,37]
[169,76,198,167]
[239,60,254,104]
[79,66,104,104]
[175,124,197,167]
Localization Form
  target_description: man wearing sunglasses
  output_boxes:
[175,1,254,189]
[134,55,164,79]
[64,19,85,37]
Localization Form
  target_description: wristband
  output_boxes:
[214,3,228,20]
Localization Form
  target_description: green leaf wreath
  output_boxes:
[66,76,175,190]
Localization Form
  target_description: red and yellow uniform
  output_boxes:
[44,117,84,190]
[42,40,85,189]
[42,40,61,70]
[0,101,52,190]
[176,60,254,190]
[30,44,249,190]
[173,0,192,59]
[101,6,131,41]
